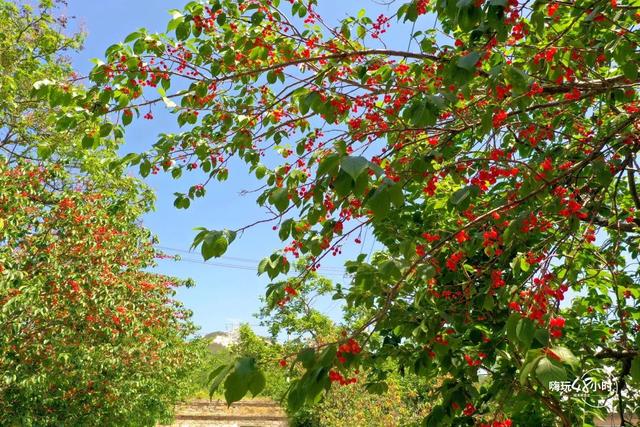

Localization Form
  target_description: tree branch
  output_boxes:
[627,165,640,211]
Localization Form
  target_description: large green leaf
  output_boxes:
[631,356,640,383]
[192,228,236,260]
[520,355,543,385]
[287,380,305,411]
[516,317,535,350]
[223,357,262,405]
[209,364,233,398]
[269,188,290,213]
[340,156,370,181]
[456,51,480,71]
[535,357,567,389]
[550,346,579,369]
[448,185,476,210]
[367,186,391,219]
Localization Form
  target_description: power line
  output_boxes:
[157,246,267,265]
[156,245,347,274]
[156,250,348,278]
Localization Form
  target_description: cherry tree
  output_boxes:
[0,2,205,424]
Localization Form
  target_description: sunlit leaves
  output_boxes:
[208,357,266,405]
[448,185,478,211]
[192,228,237,260]
[535,357,567,388]
[258,253,291,279]
[631,357,640,384]
[340,156,370,181]
[269,188,290,213]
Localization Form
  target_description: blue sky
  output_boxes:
[62,1,417,336]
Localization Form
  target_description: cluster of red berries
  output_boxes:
[549,316,565,338]
[416,0,429,15]
[371,14,390,39]
[479,420,513,427]
[492,109,508,128]
[328,369,357,385]
[336,338,361,363]
[446,251,465,272]
[464,352,487,367]
[509,274,569,325]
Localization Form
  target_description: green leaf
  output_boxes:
[303,91,323,114]
[630,356,640,383]
[533,328,549,347]
[388,182,404,207]
[365,382,389,395]
[535,357,567,389]
[448,186,475,210]
[255,165,267,179]
[124,30,142,43]
[223,357,260,405]
[176,21,191,40]
[269,188,289,213]
[333,171,353,197]
[621,62,638,80]
[122,110,133,126]
[297,348,316,369]
[248,370,266,396]
[287,381,305,411]
[516,317,536,350]
[251,11,265,25]
[198,229,236,260]
[550,346,579,369]
[258,258,270,275]
[456,52,480,71]
[81,135,95,149]
[506,66,529,91]
[202,232,226,260]
[37,144,52,159]
[520,355,543,385]
[224,373,249,405]
[423,405,448,426]
[317,153,341,177]
[368,186,391,219]
[99,123,113,137]
[506,313,520,343]
[278,218,294,241]
[457,5,480,31]
[340,156,370,181]
[208,364,233,398]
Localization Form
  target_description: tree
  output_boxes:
[0,160,204,426]
[259,259,337,343]
[0,2,205,425]
[54,0,640,424]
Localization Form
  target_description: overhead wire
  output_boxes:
[156,245,347,272]
[155,245,348,277]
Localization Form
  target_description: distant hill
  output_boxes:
[203,330,238,353]
[202,329,272,354]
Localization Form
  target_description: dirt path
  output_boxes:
[161,399,288,427]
